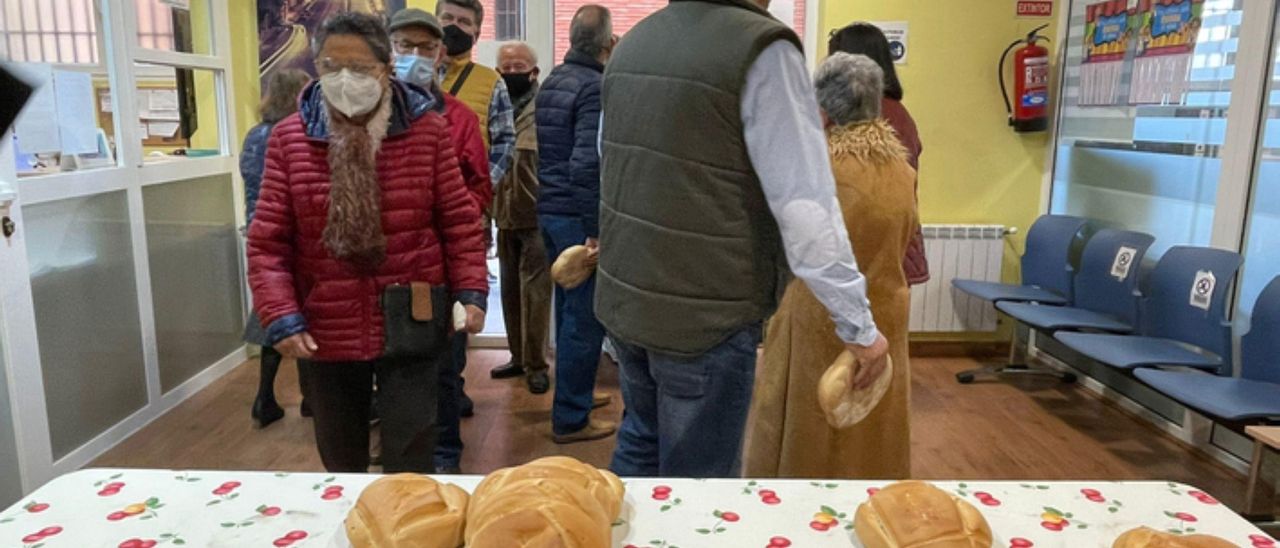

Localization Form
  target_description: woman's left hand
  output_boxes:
[464,304,486,334]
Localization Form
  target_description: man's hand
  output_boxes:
[584,237,600,251]
[845,332,889,390]
[276,332,318,360]
[464,304,486,334]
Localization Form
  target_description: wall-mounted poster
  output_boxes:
[1079,0,1133,106]
[1129,0,1204,105]
[258,0,406,88]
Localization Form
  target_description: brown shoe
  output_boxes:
[592,392,612,409]
[553,419,617,444]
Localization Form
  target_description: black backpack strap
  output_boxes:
[448,62,476,96]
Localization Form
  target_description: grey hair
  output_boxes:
[814,52,884,126]
[499,41,539,66]
[570,5,613,58]
[312,12,393,64]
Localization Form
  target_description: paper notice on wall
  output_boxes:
[1129,0,1202,104]
[159,0,190,11]
[139,123,150,138]
[137,91,152,118]
[1111,246,1138,281]
[12,64,61,154]
[149,89,179,111]
[100,91,113,113]
[147,110,181,121]
[870,21,909,64]
[148,121,181,138]
[54,70,98,155]
[1078,0,1133,106]
[1189,270,1216,311]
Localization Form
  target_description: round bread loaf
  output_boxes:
[854,481,993,548]
[817,352,894,429]
[466,456,625,548]
[1112,526,1237,548]
[551,245,597,289]
[345,474,469,548]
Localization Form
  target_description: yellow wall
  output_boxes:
[408,0,437,11]
[228,2,262,146]
[822,1,1059,339]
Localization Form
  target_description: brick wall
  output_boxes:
[473,0,806,64]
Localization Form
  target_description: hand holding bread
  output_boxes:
[818,351,893,429]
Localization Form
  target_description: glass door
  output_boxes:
[0,311,22,508]
[1235,7,1280,327]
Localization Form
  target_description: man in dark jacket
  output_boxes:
[491,42,553,396]
[535,5,617,444]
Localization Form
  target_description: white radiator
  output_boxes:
[909,225,1006,333]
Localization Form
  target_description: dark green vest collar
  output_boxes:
[671,0,772,18]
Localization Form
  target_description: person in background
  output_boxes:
[536,5,617,444]
[744,53,917,479]
[248,12,488,473]
[598,0,889,477]
[243,68,311,429]
[387,7,492,475]
[490,42,553,395]
[829,22,929,286]
[435,0,518,419]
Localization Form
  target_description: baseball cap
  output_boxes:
[388,8,443,38]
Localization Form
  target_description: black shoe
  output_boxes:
[459,391,475,418]
[527,371,550,394]
[300,398,313,418]
[252,398,285,429]
[490,362,526,379]
[436,465,462,474]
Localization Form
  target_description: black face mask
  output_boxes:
[501,71,535,99]
[442,25,475,56]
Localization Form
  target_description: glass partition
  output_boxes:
[1051,0,1245,258]
[1236,7,1280,323]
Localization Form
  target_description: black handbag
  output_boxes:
[381,283,450,359]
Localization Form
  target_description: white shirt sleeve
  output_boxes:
[741,40,880,347]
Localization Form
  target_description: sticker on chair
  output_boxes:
[1190,271,1215,311]
[1111,247,1137,281]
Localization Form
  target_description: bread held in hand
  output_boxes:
[854,481,993,548]
[551,245,597,289]
[817,352,894,429]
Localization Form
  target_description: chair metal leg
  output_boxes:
[1246,439,1279,523]
[956,326,1077,384]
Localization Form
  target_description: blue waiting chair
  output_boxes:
[996,229,1155,333]
[952,215,1089,384]
[953,215,1089,305]
[1134,276,1280,421]
[1055,246,1243,375]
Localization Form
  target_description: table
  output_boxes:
[0,469,1275,547]
[1247,426,1280,520]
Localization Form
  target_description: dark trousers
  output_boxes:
[609,325,761,478]
[435,333,465,469]
[304,355,440,473]
[540,214,606,435]
[498,227,552,372]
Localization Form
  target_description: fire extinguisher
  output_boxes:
[999,24,1051,133]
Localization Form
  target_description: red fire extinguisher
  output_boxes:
[999,24,1051,133]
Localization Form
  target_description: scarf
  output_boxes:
[322,90,393,270]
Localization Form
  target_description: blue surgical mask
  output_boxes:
[394,53,436,87]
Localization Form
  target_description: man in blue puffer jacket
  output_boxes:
[535,4,617,444]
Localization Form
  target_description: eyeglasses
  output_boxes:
[316,58,384,76]
[394,39,439,53]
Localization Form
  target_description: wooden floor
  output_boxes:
[92,351,1248,510]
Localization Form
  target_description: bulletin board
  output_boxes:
[95,84,190,148]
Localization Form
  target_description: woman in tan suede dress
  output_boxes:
[744,53,918,479]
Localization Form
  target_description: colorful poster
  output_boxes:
[257,0,406,88]
[1079,0,1133,106]
[1129,0,1204,104]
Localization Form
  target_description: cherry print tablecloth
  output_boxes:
[0,469,1274,548]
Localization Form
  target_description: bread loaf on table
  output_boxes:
[854,481,993,548]
[345,474,469,548]
[1112,526,1237,548]
[466,456,625,548]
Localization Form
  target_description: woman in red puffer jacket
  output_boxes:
[247,12,487,474]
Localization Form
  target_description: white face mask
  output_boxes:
[320,68,384,118]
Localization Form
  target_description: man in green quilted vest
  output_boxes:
[598,0,890,477]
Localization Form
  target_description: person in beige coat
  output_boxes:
[744,53,918,479]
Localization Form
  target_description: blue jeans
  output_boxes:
[609,325,761,477]
[540,214,606,435]
[433,333,465,469]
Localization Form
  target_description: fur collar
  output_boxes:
[827,119,908,166]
